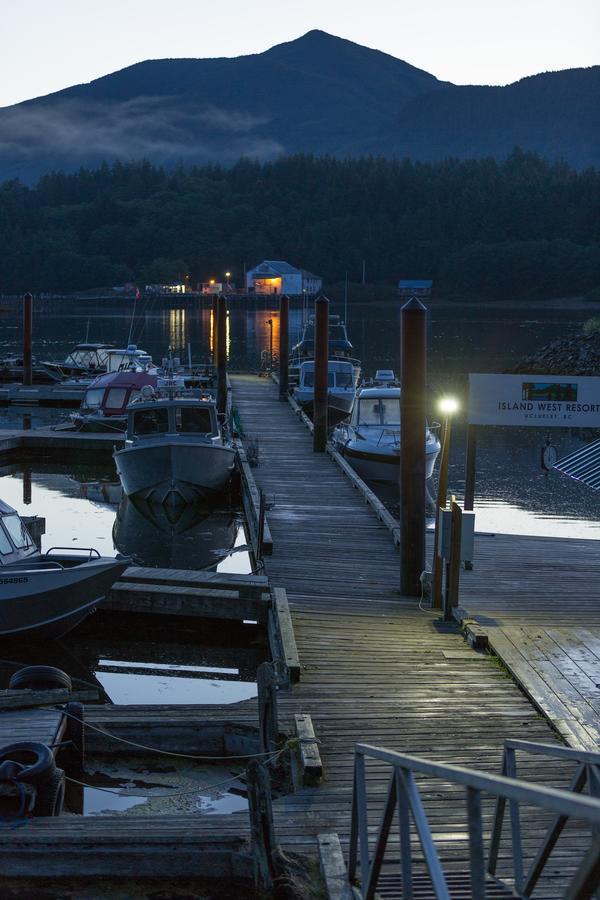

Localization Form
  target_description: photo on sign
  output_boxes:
[521,382,578,402]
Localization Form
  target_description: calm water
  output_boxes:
[1,296,598,537]
[0,297,597,709]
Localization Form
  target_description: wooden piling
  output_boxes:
[464,424,477,511]
[217,295,227,416]
[257,661,278,755]
[313,295,329,452]
[400,298,427,596]
[212,295,219,368]
[279,295,289,400]
[22,292,33,386]
[247,759,277,894]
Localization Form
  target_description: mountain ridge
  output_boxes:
[0,30,597,181]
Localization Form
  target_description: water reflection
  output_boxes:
[113,495,249,572]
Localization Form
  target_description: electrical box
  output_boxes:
[437,508,475,562]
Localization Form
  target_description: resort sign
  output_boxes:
[468,374,600,427]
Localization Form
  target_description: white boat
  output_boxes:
[331,371,441,485]
[0,499,129,639]
[289,315,360,387]
[113,392,236,504]
[292,359,360,422]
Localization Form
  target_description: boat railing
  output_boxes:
[376,428,401,447]
[44,546,102,563]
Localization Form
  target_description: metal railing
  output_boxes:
[349,742,600,900]
[489,739,600,897]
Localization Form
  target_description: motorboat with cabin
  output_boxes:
[0,499,129,639]
[39,343,114,381]
[331,370,441,485]
[292,359,360,422]
[289,315,360,387]
[113,391,236,504]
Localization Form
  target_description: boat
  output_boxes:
[0,499,129,639]
[289,315,360,387]
[69,347,214,433]
[331,370,441,485]
[113,392,236,504]
[0,354,54,384]
[70,369,159,432]
[292,359,360,423]
[39,343,114,381]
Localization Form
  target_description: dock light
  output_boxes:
[439,396,459,416]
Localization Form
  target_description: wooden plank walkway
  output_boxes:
[230,375,591,894]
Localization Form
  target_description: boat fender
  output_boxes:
[0,742,56,787]
[9,665,73,693]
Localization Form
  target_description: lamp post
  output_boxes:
[225,271,231,292]
[432,396,459,608]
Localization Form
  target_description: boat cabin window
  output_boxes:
[105,388,128,410]
[84,388,104,409]
[3,514,32,549]
[0,524,13,554]
[358,398,400,426]
[335,372,353,388]
[133,407,169,435]
[175,407,213,434]
[302,372,334,387]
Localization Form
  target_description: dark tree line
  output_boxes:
[0,149,599,300]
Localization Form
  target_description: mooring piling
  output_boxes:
[278,294,289,400]
[212,295,219,368]
[400,297,427,596]
[313,294,329,452]
[22,292,33,386]
[217,295,227,415]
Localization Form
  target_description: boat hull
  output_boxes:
[114,441,236,503]
[0,557,129,639]
[294,389,355,423]
[340,441,440,484]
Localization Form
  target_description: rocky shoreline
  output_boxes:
[513,331,600,375]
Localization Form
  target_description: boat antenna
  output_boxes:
[344,271,348,325]
[85,318,90,342]
[127,292,138,346]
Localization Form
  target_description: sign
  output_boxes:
[468,374,600,427]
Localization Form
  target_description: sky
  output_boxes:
[1,0,598,108]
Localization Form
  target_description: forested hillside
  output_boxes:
[1,151,599,300]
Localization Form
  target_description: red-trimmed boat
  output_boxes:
[70,370,158,433]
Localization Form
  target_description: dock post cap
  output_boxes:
[23,292,33,300]
[315,294,330,305]
[401,296,427,312]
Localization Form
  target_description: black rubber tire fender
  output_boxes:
[33,767,65,817]
[0,742,56,786]
[9,665,72,692]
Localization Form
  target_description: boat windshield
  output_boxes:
[175,407,214,434]
[335,372,354,388]
[0,524,13,554]
[303,372,335,387]
[105,388,128,410]
[358,398,400,426]
[133,408,169,435]
[2,514,33,549]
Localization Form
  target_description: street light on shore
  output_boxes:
[432,396,459,608]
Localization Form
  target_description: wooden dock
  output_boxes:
[1,373,599,896]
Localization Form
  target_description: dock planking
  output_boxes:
[229,375,594,895]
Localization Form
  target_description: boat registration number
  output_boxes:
[0,576,28,584]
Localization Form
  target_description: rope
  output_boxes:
[63,746,288,800]
[59,708,296,761]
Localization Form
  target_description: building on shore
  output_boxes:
[246,261,322,296]
[398,279,433,300]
